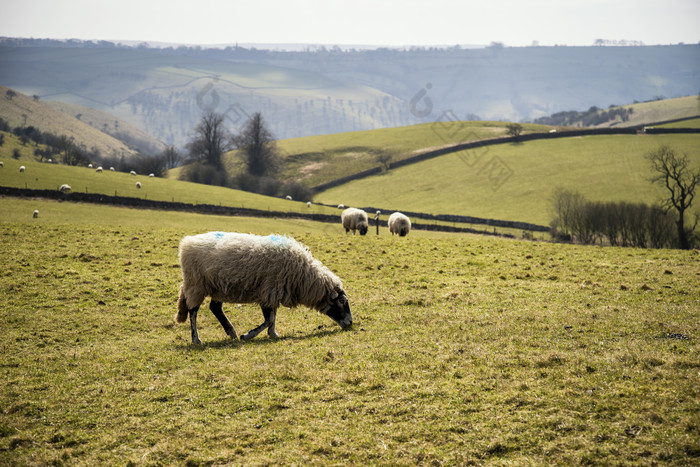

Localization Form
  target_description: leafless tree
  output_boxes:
[234,112,281,177]
[647,146,700,249]
[186,111,233,170]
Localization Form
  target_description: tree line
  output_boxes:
[534,105,633,127]
[551,147,699,249]
[180,111,312,201]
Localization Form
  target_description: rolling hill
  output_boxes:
[2,39,698,146]
[314,133,700,226]
[0,84,139,160]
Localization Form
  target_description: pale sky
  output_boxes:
[1,0,698,47]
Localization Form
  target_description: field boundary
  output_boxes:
[311,125,700,193]
[0,186,521,237]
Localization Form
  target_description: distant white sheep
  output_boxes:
[176,232,353,344]
[136,182,142,189]
[59,184,71,193]
[388,212,411,237]
[285,195,293,201]
[0,161,4,167]
[88,164,93,168]
[130,170,137,176]
[149,173,155,177]
[341,207,369,235]
[110,167,115,171]
[33,210,39,218]
[96,166,103,172]
[19,166,25,173]
[337,204,345,209]
[307,201,312,208]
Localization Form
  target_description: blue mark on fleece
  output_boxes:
[210,231,225,239]
[267,234,290,246]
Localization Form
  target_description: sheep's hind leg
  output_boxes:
[209,300,238,340]
[189,306,202,345]
[241,306,278,340]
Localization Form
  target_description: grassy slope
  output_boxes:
[0,157,339,216]
[44,100,166,154]
[270,121,550,187]
[0,85,136,159]
[603,95,700,127]
[1,200,698,465]
[316,134,700,225]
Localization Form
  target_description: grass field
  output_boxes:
[0,198,698,465]
[0,156,339,217]
[317,133,700,225]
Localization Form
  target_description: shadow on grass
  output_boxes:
[174,324,357,351]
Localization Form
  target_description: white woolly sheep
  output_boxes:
[0,161,4,167]
[176,232,352,344]
[96,166,103,173]
[341,207,369,235]
[307,201,312,208]
[388,212,411,237]
[33,210,39,218]
[110,167,115,171]
[59,184,71,193]
[285,195,293,201]
[19,166,25,172]
[337,204,345,209]
[136,182,142,189]
[130,170,137,176]
[149,173,154,177]
[88,164,93,168]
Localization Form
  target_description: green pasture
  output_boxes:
[316,133,700,226]
[614,95,700,128]
[1,200,698,465]
[276,121,552,187]
[0,156,338,216]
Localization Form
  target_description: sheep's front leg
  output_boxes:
[241,306,278,340]
[189,305,202,345]
[209,300,238,340]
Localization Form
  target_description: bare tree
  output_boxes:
[647,145,700,249]
[234,112,281,177]
[186,111,233,170]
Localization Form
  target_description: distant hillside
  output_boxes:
[534,95,700,127]
[1,39,698,145]
[0,85,137,160]
[45,101,166,155]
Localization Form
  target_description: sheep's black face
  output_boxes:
[399,227,408,237]
[359,224,368,236]
[326,289,352,329]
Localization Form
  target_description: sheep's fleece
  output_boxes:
[177,232,352,342]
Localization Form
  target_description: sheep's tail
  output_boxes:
[175,286,189,323]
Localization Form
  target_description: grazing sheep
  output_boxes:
[59,184,71,193]
[341,207,369,235]
[19,166,25,173]
[130,170,137,176]
[307,201,312,208]
[33,210,39,218]
[88,164,93,168]
[285,195,293,201]
[337,204,345,210]
[96,166,103,173]
[136,182,142,189]
[0,161,4,167]
[388,212,411,237]
[149,173,155,177]
[176,232,352,344]
[110,167,115,171]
